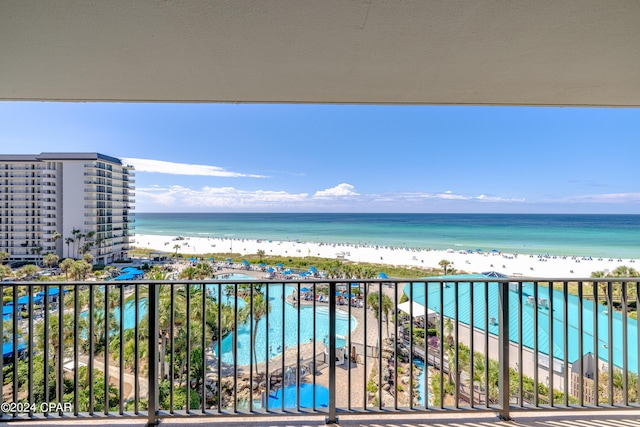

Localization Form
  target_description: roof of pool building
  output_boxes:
[404,274,638,374]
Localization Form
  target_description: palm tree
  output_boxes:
[30,246,43,266]
[367,291,393,336]
[43,253,59,273]
[245,290,271,375]
[64,237,74,259]
[59,258,74,280]
[173,244,181,262]
[71,228,82,258]
[0,265,12,281]
[36,313,75,403]
[17,264,40,280]
[257,249,265,262]
[439,259,451,275]
[0,251,10,264]
[69,260,92,281]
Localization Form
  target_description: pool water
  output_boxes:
[414,358,427,406]
[267,383,329,409]
[406,275,639,373]
[215,283,357,365]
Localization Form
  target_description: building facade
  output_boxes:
[0,152,134,265]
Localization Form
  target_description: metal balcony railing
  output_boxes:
[0,276,638,424]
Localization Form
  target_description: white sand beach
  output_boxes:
[134,234,637,279]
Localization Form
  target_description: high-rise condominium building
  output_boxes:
[0,152,134,265]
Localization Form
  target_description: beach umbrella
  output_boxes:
[350,283,359,287]
[335,291,342,296]
[259,263,266,267]
[226,258,233,262]
[378,272,388,279]
[276,263,284,267]
[491,249,499,253]
[300,287,310,292]
[309,266,318,273]
[242,259,250,266]
[467,249,473,253]
[209,257,215,262]
[266,267,275,273]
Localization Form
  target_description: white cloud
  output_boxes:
[564,192,640,204]
[122,157,266,178]
[313,183,360,199]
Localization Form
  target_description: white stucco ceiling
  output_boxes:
[1,0,639,106]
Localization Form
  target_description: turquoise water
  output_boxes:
[214,282,357,365]
[414,358,427,406]
[135,213,640,258]
[405,275,639,373]
[266,383,329,409]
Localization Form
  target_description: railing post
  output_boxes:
[148,282,159,426]
[326,280,338,424]
[498,280,511,420]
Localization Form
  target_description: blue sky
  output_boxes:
[1,102,638,213]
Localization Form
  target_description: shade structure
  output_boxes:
[276,263,284,267]
[300,287,310,292]
[378,272,388,279]
[189,257,197,262]
[397,301,437,319]
[266,267,275,273]
[309,266,317,273]
[350,283,359,287]
[259,263,266,267]
[115,273,136,281]
[226,258,233,262]
[36,288,68,297]
[242,259,250,266]
[2,341,27,359]
[482,271,509,278]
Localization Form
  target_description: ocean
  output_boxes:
[133,213,640,259]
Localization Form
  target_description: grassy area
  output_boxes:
[131,246,454,279]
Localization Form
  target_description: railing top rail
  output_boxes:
[9,276,640,287]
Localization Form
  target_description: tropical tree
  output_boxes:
[17,264,40,280]
[367,291,393,336]
[82,252,94,265]
[43,253,60,272]
[35,312,75,403]
[64,237,74,259]
[71,228,82,258]
[69,260,92,281]
[59,258,74,280]
[173,244,181,261]
[241,287,270,375]
[257,249,265,262]
[30,246,44,266]
[0,251,10,264]
[439,260,451,275]
[0,265,12,281]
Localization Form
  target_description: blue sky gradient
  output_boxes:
[1,102,638,213]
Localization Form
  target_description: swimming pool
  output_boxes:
[405,275,639,373]
[267,383,329,409]
[215,283,357,365]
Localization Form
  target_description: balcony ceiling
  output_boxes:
[1,0,639,107]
